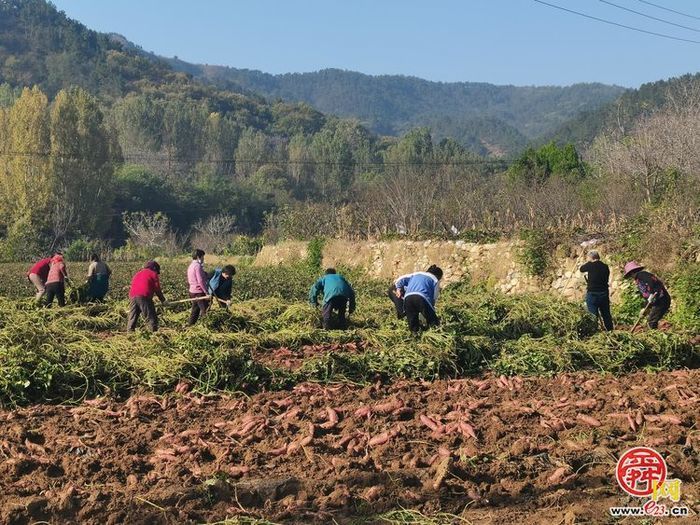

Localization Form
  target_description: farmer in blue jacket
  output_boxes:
[309,268,356,329]
[392,265,443,335]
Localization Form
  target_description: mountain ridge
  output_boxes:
[104,32,625,156]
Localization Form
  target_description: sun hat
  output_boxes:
[623,261,644,278]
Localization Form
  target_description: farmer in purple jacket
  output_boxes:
[187,249,210,326]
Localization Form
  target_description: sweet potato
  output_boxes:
[659,414,683,425]
[468,399,490,410]
[354,406,371,418]
[320,407,339,429]
[373,398,403,414]
[549,418,567,431]
[368,432,392,447]
[268,444,288,456]
[272,397,294,408]
[335,433,358,449]
[239,419,261,436]
[174,381,191,394]
[227,466,250,477]
[606,412,628,419]
[576,414,601,427]
[575,399,597,409]
[23,439,46,456]
[459,421,477,439]
[420,414,441,432]
[548,466,569,484]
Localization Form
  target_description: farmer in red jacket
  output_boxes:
[127,261,167,332]
[27,254,54,300]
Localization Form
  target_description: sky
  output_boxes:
[51,0,700,88]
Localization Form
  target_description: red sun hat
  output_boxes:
[623,261,644,278]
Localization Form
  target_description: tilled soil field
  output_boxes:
[2,370,699,524]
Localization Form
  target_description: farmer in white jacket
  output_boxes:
[389,265,443,335]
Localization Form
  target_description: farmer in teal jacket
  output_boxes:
[309,268,356,329]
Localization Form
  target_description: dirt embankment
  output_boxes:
[1,370,699,524]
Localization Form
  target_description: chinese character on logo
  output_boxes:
[616,447,667,497]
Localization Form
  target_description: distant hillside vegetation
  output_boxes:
[545,73,700,147]
[157,59,625,156]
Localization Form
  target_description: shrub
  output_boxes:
[668,263,700,332]
[62,238,110,261]
[613,281,645,325]
[517,229,552,277]
[306,237,326,271]
[226,235,263,256]
[190,214,237,253]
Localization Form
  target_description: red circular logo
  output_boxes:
[616,447,667,497]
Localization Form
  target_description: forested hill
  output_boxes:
[160,59,625,154]
[545,72,700,147]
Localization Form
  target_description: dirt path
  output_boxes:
[1,370,699,524]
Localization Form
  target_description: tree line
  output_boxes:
[1,79,698,260]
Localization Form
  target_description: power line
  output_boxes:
[600,0,700,33]
[635,0,700,21]
[533,0,700,43]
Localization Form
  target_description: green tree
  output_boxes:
[50,87,115,242]
[271,102,325,136]
[2,87,51,255]
[234,128,278,178]
[111,94,164,153]
[384,127,433,166]
[508,141,585,185]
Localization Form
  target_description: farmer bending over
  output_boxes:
[127,261,166,332]
[623,261,671,329]
[393,265,443,335]
[309,268,356,329]
[87,253,112,301]
[45,253,68,307]
[579,250,614,331]
[187,249,210,326]
[208,264,236,308]
[27,253,54,301]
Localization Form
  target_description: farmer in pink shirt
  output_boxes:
[187,249,210,325]
[45,253,68,307]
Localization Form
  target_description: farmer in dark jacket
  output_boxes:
[623,261,671,329]
[393,265,443,335]
[579,250,614,331]
[208,265,236,308]
[309,268,356,329]
[127,261,167,332]
[86,253,112,301]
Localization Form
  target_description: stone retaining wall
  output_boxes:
[255,239,628,302]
